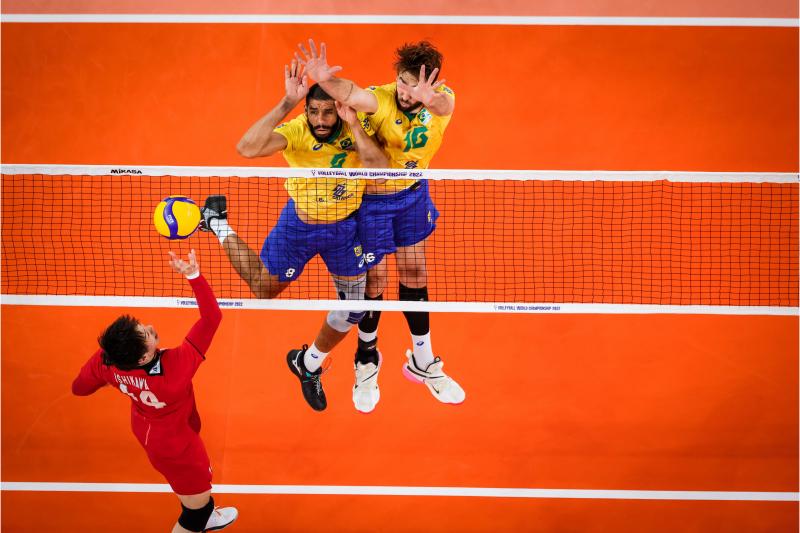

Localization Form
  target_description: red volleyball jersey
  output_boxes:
[72,275,222,423]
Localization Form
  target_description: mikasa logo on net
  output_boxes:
[110,168,143,174]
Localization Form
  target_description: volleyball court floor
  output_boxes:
[1,1,798,531]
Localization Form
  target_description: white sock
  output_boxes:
[304,342,328,373]
[411,333,434,369]
[358,327,377,343]
[209,218,235,245]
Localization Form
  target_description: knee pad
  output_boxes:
[327,276,367,332]
[327,309,366,333]
[178,496,214,532]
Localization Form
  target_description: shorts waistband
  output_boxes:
[363,180,424,200]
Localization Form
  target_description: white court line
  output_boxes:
[2,164,798,183]
[1,14,798,27]
[0,482,797,501]
[1,295,797,315]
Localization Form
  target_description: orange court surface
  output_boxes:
[1,0,798,531]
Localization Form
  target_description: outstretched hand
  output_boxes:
[335,101,357,125]
[294,39,342,83]
[402,64,446,106]
[169,249,199,278]
[285,59,309,103]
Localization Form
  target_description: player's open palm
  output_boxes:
[407,64,446,106]
[285,60,309,103]
[168,249,199,278]
[295,39,342,82]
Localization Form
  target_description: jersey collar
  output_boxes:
[141,350,164,376]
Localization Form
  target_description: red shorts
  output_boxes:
[131,408,212,495]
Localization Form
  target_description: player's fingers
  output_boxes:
[330,65,343,75]
[284,63,290,79]
[294,52,306,65]
[309,38,318,58]
[297,43,309,59]
[419,64,426,80]
[432,79,445,89]
[301,74,309,89]
[428,67,439,83]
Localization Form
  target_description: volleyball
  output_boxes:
[153,196,201,240]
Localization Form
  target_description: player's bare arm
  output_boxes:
[295,39,379,114]
[236,60,308,158]
[402,64,455,117]
[335,101,388,168]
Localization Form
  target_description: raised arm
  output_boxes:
[236,60,308,158]
[295,39,379,114]
[72,350,107,396]
[335,102,388,169]
[169,250,222,356]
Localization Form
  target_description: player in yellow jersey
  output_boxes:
[200,60,388,412]
[297,39,465,413]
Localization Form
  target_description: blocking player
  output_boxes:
[72,250,237,533]
[296,39,465,413]
[201,60,388,411]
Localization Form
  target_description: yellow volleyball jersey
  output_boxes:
[358,82,455,193]
[273,115,364,222]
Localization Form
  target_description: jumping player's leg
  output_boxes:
[200,195,290,299]
[395,240,432,365]
[395,239,465,404]
[173,491,238,533]
[286,215,367,411]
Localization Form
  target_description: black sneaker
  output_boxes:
[199,195,227,234]
[286,345,327,411]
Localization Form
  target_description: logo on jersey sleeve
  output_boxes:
[276,122,288,129]
[440,85,454,95]
[395,118,403,125]
[312,143,323,151]
[418,109,432,125]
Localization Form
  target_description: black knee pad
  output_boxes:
[178,496,214,532]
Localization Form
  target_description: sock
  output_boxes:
[209,218,235,245]
[304,342,328,373]
[399,284,435,369]
[411,333,434,369]
[357,293,383,343]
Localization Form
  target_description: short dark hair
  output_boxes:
[99,315,147,370]
[305,83,334,106]
[394,41,443,80]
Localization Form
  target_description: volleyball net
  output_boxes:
[1,165,797,312]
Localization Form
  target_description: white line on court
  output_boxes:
[1,14,798,27]
[1,482,798,501]
[1,295,798,316]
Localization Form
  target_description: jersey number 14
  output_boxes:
[119,383,167,409]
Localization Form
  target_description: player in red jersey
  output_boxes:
[72,250,237,533]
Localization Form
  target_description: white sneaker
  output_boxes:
[205,506,238,531]
[402,350,466,404]
[353,351,381,413]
